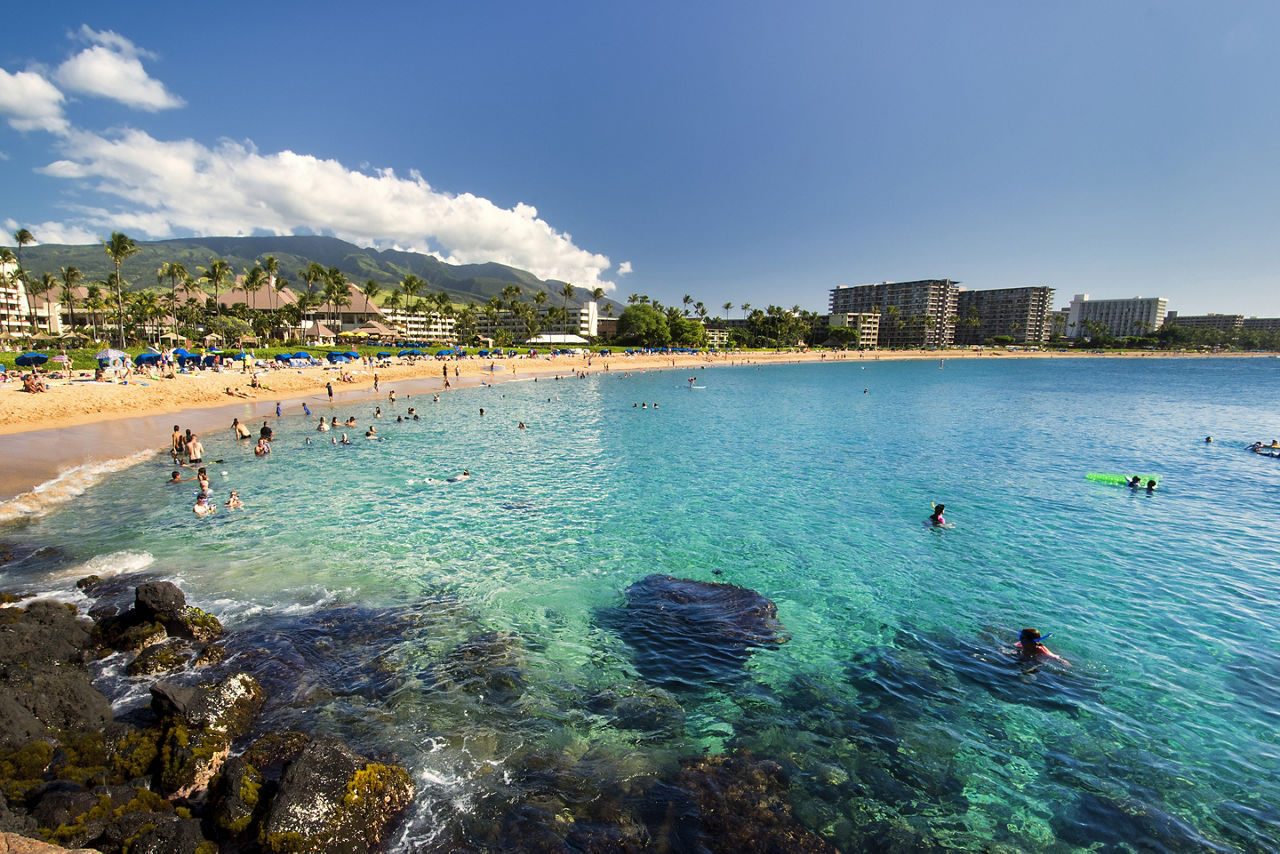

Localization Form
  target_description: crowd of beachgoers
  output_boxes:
[2,344,1238,439]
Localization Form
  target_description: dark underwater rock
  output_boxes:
[1051,790,1232,853]
[601,574,789,689]
[675,751,838,853]
[259,735,413,853]
[432,630,528,705]
[587,684,686,737]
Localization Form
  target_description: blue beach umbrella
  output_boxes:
[15,352,49,367]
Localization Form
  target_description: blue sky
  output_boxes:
[2,1,1279,316]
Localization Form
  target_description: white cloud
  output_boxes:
[37,128,618,291]
[0,67,68,133]
[617,261,632,276]
[2,217,99,246]
[55,27,184,112]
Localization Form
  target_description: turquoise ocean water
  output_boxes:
[2,357,1278,851]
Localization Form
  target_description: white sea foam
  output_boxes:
[51,549,157,583]
[0,449,159,522]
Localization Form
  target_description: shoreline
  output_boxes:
[0,348,1265,504]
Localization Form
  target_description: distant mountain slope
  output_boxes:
[21,235,614,310]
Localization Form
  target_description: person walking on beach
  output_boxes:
[327,382,334,402]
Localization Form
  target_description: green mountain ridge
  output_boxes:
[20,235,612,310]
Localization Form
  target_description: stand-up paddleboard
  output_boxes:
[1086,473,1161,485]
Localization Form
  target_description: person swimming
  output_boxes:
[1015,628,1068,665]
[193,494,215,517]
[1128,476,1142,489]
[1146,479,1157,493]
[225,490,244,510]
[929,503,946,526]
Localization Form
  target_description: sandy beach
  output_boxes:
[0,347,1256,503]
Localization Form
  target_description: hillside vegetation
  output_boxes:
[22,234,611,310]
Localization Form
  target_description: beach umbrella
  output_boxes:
[95,348,129,361]
[376,352,391,358]
[50,354,72,364]
[15,352,49,367]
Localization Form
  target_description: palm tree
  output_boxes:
[299,262,326,297]
[103,231,140,347]
[261,255,280,310]
[740,302,751,321]
[241,266,267,310]
[199,258,231,319]
[324,268,351,332]
[682,294,693,316]
[722,301,733,316]
[85,283,105,340]
[628,293,640,306]
[12,228,34,283]
[132,291,161,343]
[157,262,187,334]
[60,266,83,333]
[561,283,575,334]
[361,278,381,307]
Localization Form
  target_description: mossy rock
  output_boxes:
[0,739,55,803]
[103,724,163,784]
[127,640,193,677]
[192,643,226,668]
[211,756,264,836]
[159,723,231,799]
[74,575,103,591]
[259,736,414,853]
[0,591,24,604]
[98,619,169,652]
[180,606,224,643]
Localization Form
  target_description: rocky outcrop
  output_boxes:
[152,673,265,799]
[601,574,790,688]
[94,582,223,655]
[258,736,413,853]
[0,601,112,752]
[0,832,101,853]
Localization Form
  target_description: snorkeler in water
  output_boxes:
[1015,628,1068,666]
[929,503,946,526]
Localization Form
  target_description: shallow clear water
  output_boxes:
[3,357,1279,851]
